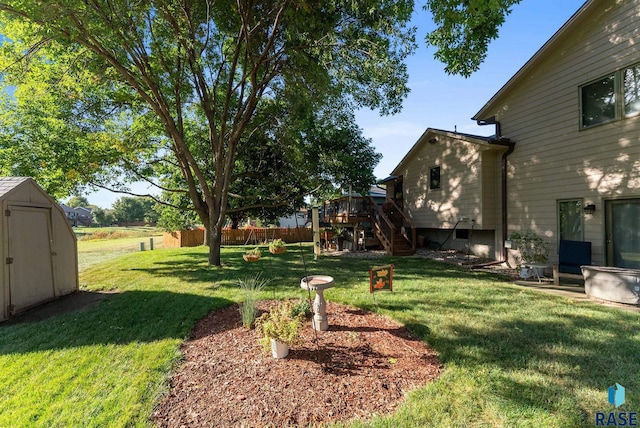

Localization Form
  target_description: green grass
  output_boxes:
[77,234,163,272]
[1,243,639,427]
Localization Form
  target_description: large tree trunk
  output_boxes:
[208,215,223,266]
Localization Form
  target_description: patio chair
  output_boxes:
[553,239,592,285]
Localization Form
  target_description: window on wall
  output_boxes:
[581,75,615,127]
[558,199,583,242]
[624,64,640,116]
[429,166,441,190]
[581,62,640,128]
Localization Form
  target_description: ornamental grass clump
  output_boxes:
[238,274,268,329]
[255,300,305,351]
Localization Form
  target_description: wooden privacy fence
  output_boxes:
[163,229,205,248]
[222,227,312,245]
[163,227,312,248]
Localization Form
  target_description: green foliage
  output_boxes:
[111,196,158,225]
[255,300,305,349]
[290,298,312,319]
[66,195,89,208]
[91,207,115,227]
[1,243,639,426]
[425,0,522,77]
[510,230,549,265]
[238,274,269,329]
[245,247,262,257]
[268,239,286,252]
[0,0,415,265]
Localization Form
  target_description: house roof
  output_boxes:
[390,128,504,176]
[473,0,593,120]
[0,177,31,199]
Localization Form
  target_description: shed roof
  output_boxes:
[0,177,31,199]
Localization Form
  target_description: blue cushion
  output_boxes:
[558,240,591,274]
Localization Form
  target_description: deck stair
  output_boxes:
[368,197,416,256]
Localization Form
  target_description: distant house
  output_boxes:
[278,209,308,229]
[385,0,640,267]
[61,204,93,227]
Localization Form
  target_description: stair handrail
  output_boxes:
[386,199,417,252]
[367,196,395,255]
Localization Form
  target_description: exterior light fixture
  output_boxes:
[584,204,596,215]
[428,138,437,144]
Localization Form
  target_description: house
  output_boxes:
[0,177,79,321]
[386,0,640,268]
[278,209,308,228]
[381,129,511,258]
[61,204,93,227]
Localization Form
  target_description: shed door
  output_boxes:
[7,206,55,311]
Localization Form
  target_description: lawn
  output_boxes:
[1,243,639,427]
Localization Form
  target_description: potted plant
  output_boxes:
[333,226,347,251]
[268,238,287,254]
[509,230,549,279]
[243,247,261,262]
[255,300,305,358]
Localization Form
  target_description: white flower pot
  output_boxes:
[270,339,289,359]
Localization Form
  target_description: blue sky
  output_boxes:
[359,0,587,180]
[85,0,587,208]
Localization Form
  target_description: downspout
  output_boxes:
[477,116,515,264]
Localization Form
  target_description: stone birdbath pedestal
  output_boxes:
[300,275,334,331]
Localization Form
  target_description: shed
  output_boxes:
[0,177,78,321]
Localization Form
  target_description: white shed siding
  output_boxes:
[479,0,640,265]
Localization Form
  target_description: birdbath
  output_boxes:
[300,275,334,331]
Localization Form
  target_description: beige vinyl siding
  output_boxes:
[481,0,640,265]
[400,135,503,230]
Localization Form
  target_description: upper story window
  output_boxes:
[581,62,640,128]
[429,166,441,190]
[624,64,640,116]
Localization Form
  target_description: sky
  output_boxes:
[84,0,587,208]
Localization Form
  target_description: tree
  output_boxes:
[0,0,415,266]
[111,196,156,225]
[92,207,115,227]
[66,195,89,208]
[424,0,522,77]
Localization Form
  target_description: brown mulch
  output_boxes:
[152,300,442,427]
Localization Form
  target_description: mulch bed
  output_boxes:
[153,300,442,427]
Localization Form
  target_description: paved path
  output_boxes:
[513,280,640,313]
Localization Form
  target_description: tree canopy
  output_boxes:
[0,0,414,265]
[424,0,522,77]
[0,0,521,264]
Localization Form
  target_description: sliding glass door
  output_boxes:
[605,199,640,268]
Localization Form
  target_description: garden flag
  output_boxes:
[370,264,393,293]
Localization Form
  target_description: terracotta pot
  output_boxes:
[269,247,286,254]
[243,254,260,262]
